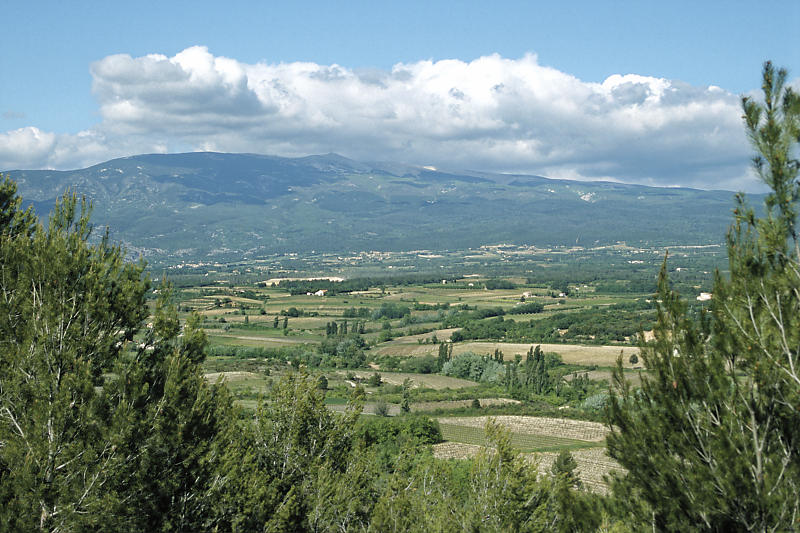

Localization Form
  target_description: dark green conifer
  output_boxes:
[607,62,800,532]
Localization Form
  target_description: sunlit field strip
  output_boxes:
[438,423,601,453]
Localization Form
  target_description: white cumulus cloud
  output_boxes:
[0,46,764,190]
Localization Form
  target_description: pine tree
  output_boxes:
[210,371,364,531]
[99,288,236,531]
[0,175,35,238]
[0,184,235,531]
[551,450,581,489]
[0,192,150,531]
[606,62,800,531]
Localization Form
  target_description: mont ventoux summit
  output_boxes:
[6,151,745,261]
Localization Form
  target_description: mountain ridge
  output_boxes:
[5,152,748,262]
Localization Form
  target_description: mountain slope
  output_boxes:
[6,152,743,261]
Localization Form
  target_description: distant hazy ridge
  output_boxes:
[6,152,744,261]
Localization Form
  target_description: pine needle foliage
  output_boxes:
[606,62,800,532]
[0,184,235,532]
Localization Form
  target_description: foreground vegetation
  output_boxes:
[1,63,797,531]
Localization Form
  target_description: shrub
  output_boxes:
[367,372,382,387]
[399,356,438,374]
[374,401,390,417]
[355,415,442,448]
[441,352,505,384]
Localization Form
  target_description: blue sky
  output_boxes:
[1,0,798,191]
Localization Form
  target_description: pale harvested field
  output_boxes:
[438,423,589,451]
[199,308,235,316]
[385,328,460,344]
[432,441,622,493]
[330,398,521,416]
[565,369,644,386]
[206,331,301,342]
[412,398,521,411]
[345,371,477,390]
[207,333,318,347]
[432,441,485,459]
[222,315,273,323]
[375,341,639,367]
[453,342,639,368]
[373,344,439,357]
[204,371,263,383]
[437,416,608,442]
[183,298,215,309]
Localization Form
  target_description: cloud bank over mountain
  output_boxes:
[0,46,757,190]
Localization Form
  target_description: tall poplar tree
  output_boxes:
[0,191,150,531]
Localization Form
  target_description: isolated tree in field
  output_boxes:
[401,378,412,413]
[607,62,800,531]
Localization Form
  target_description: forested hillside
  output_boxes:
[6,152,745,262]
